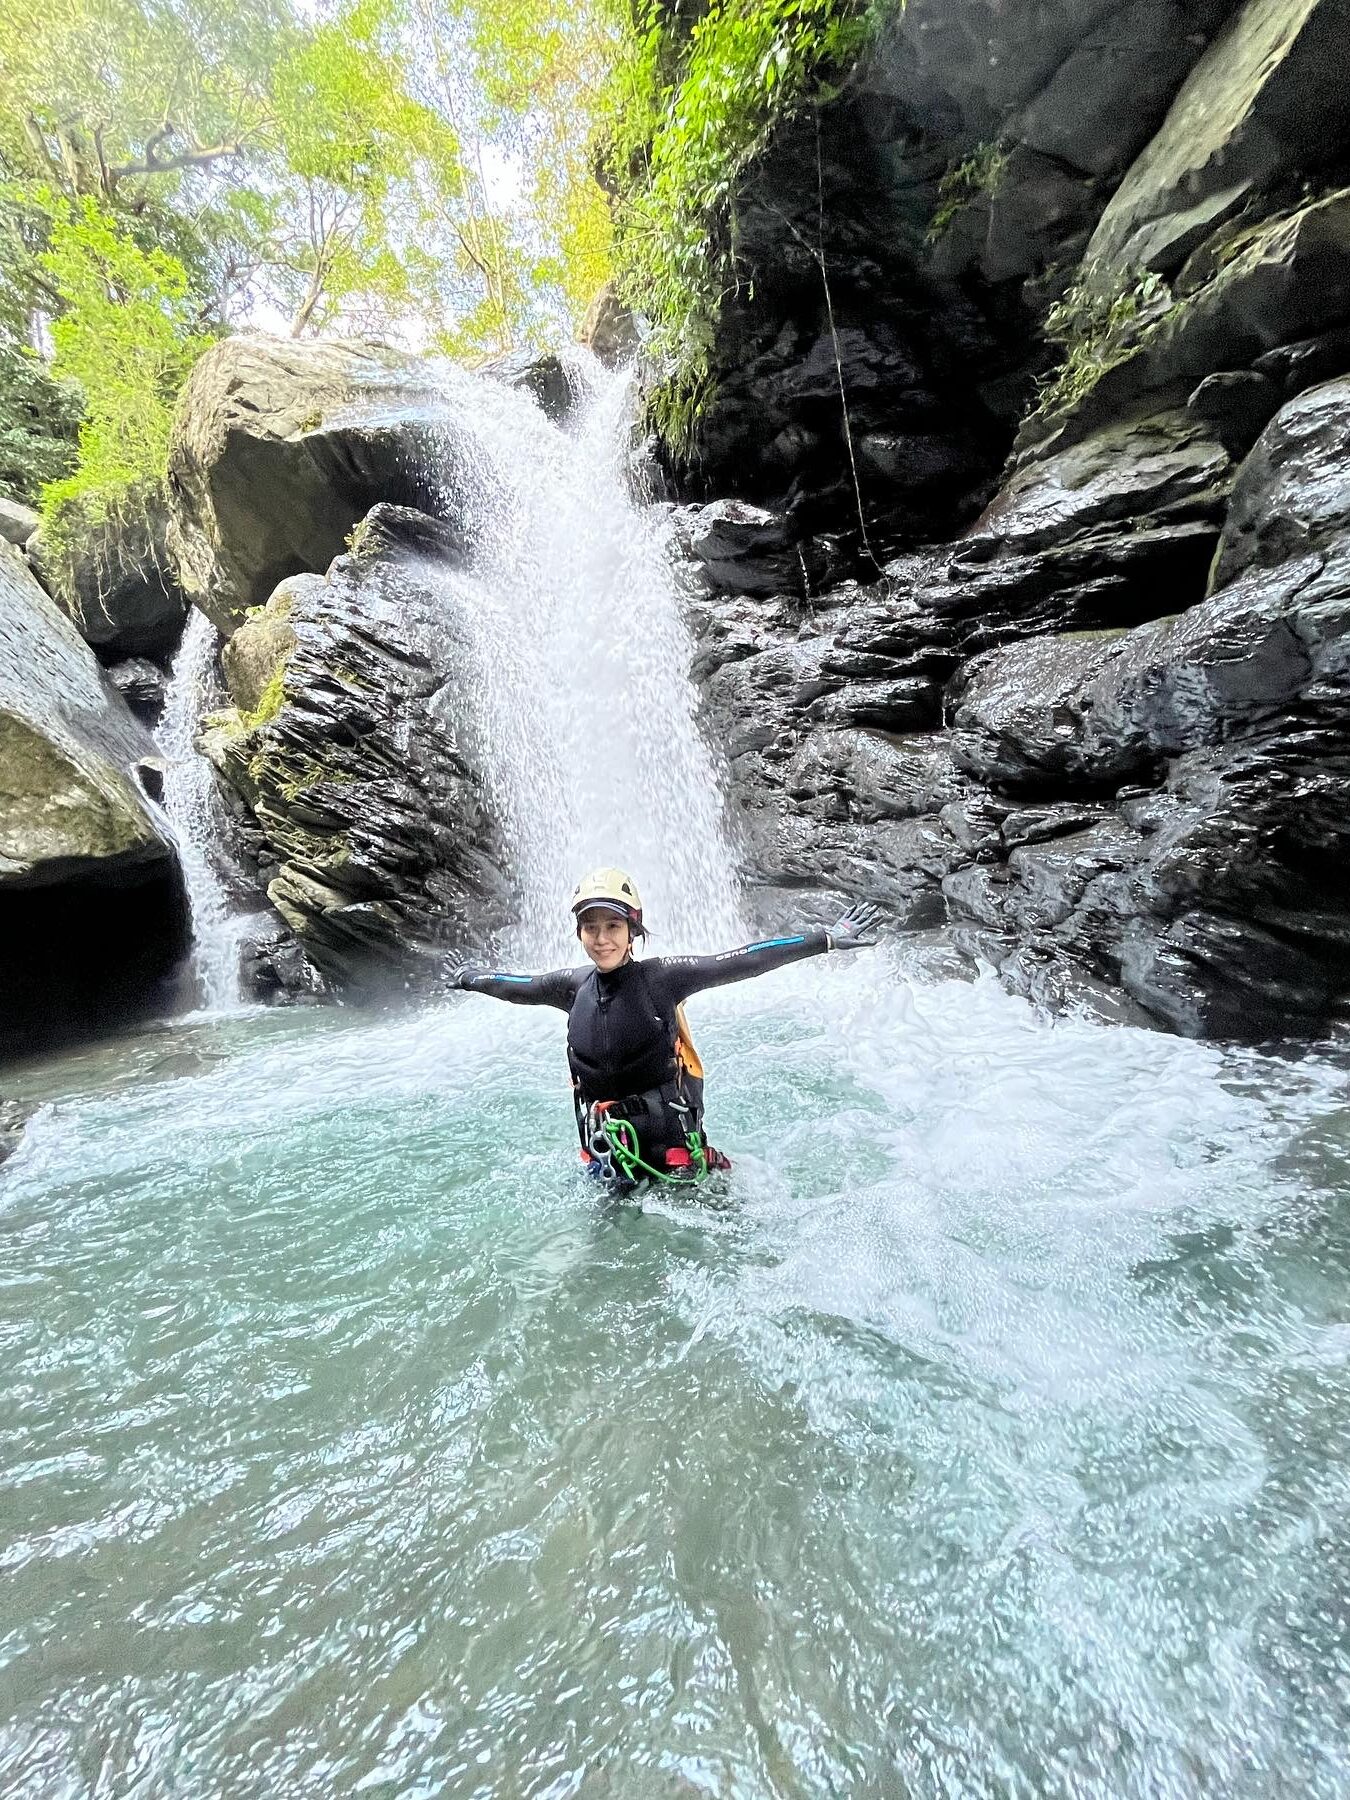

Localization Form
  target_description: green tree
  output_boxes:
[36,194,212,547]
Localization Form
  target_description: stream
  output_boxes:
[2,362,1349,1798]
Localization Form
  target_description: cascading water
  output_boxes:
[2,362,1349,1798]
[156,608,243,1010]
[428,354,742,961]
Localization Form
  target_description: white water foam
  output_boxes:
[155,608,244,1010]
[427,352,742,964]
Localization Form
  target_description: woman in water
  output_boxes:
[453,868,879,1184]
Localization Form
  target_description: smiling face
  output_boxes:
[577,907,633,972]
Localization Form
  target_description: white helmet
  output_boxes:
[570,867,644,933]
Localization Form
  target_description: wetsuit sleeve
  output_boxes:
[646,929,832,1004]
[458,966,580,1010]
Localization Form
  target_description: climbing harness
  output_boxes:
[578,1090,726,1187]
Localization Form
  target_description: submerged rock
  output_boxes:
[201,504,510,991]
[0,540,187,1058]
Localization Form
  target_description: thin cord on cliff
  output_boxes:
[761,116,882,575]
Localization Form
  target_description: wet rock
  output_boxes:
[1005,818,1142,932]
[1024,186,1350,463]
[972,409,1231,556]
[1000,802,1108,849]
[0,540,187,1059]
[221,577,307,714]
[106,657,167,724]
[1120,911,1338,1037]
[238,917,328,1004]
[1186,369,1281,459]
[167,336,453,633]
[954,547,1348,793]
[1211,376,1350,588]
[1083,0,1350,283]
[676,501,811,598]
[0,1097,27,1166]
[481,349,580,424]
[579,285,642,367]
[201,504,510,992]
[29,485,187,661]
[1253,324,1350,399]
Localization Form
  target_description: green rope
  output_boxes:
[602,1115,709,1187]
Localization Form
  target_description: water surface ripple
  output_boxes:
[3,966,1349,1798]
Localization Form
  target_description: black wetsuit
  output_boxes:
[460,929,832,1170]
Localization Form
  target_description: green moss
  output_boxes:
[240,665,288,730]
[927,141,1009,241]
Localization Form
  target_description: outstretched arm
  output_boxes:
[452,962,581,1010]
[649,904,881,1005]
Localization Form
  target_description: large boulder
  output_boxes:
[29,484,187,662]
[1211,376,1350,587]
[167,336,453,634]
[200,505,511,991]
[1083,0,1350,283]
[0,497,38,547]
[0,540,187,1057]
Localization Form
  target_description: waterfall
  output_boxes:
[156,607,243,1009]
[429,353,743,964]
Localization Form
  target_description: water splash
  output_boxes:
[429,353,742,964]
[155,608,242,1009]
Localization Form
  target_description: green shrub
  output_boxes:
[1033,266,1172,417]
[241,666,290,731]
[0,342,81,504]
[606,0,891,454]
[36,197,213,570]
[927,140,1009,241]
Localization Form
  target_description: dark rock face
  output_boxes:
[106,657,168,724]
[0,498,38,547]
[480,349,582,424]
[579,286,641,367]
[652,0,1241,567]
[656,0,1350,1039]
[672,105,1013,555]
[237,918,329,1004]
[1211,376,1350,587]
[694,372,1350,1037]
[29,488,187,663]
[0,541,188,1060]
[200,504,510,992]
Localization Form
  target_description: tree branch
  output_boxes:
[107,135,244,185]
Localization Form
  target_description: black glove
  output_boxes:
[446,954,487,990]
[827,900,881,951]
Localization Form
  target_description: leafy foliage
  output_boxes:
[1034,266,1172,417]
[0,0,492,547]
[928,140,1008,241]
[0,339,78,502]
[604,0,884,451]
[36,197,213,559]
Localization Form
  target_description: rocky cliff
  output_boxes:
[0,540,188,1056]
[669,0,1350,1037]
